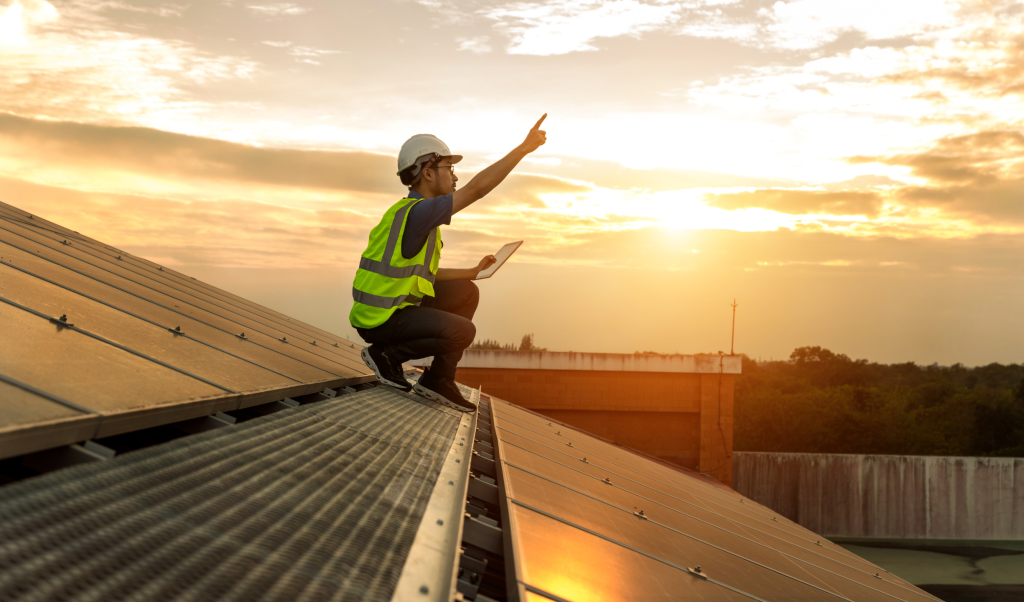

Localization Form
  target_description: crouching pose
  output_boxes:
[351,115,548,412]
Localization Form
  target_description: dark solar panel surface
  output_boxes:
[489,398,940,602]
[0,200,374,458]
[0,386,459,602]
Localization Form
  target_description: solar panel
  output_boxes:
[0,199,373,459]
[488,398,939,602]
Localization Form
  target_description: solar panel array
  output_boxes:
[488,398,941,602]
[0,199,373,459]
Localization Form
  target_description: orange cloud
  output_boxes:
[851,130,1024,223]
[705,189,884,218]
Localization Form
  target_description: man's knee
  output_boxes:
[457,319,476,348]
[454,279,479,304]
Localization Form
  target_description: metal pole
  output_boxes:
[730,299,738,356]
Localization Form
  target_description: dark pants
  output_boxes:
[356,280,478,380]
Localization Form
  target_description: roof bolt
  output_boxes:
[312,341,317,345]
[772,516,777,521]
[59,314,68,323]
[567,441,572,447]
[159,267,163,271]
[582,457,588,463]
[694,566,702,574]
[556,430,561,435]
[333,343,338,347]
[117,255,122,260]
[239,332,245,338]
[874,573,881,579]
[816,540,821,545]
[282,336,287,342]
[419,585,429,595]
[602,477,611,484]
[61,239,67,244]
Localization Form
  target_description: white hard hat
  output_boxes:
[397,134,463,177]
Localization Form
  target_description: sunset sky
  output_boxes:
[1,0,1022,365]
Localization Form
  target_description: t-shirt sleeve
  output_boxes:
[401,194,453,259]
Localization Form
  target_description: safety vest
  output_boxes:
[350,197,442,329]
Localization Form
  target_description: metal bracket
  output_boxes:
[686,566,708,579]
[471,450,496,477]
[174,412,236,434]
[467,475,499,505]
[21,440,115,473]
[462,513,503,556]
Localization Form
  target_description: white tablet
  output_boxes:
[474,241,523,280]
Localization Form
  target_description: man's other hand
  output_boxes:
[476,255,497,275]
[520,114,547,154]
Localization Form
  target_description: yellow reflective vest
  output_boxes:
[349,197,442,329]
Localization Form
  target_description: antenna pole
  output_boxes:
[730,299,738,356]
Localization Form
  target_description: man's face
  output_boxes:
[430,160,458,195]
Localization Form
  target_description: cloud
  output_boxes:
[0,0,57,45]
[705,189,884,217]
[457,36,492,53]
[246,3,310,16]
[94,2,188,18]
[677,0,959,50]
[851,130,1024,224]
[0,113,396,194]
[0,1,257,130]
[484,0,682,55]
[764,0,957,50]
[0,176,374,270]
[260,40,341,63]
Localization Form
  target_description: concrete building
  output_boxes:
[413,350,741,487]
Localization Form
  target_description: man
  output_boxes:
[351,115,548,412]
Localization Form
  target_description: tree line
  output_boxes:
[734,347,1024,457]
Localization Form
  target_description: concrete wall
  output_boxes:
[734,452,1024,539]
[454,367,735,486]
[413,350,741,374]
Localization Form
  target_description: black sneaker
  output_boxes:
[414,369,476,413]
[361,345,412,392]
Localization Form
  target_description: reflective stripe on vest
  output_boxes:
[349,197,442,329]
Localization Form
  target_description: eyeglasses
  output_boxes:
[430,164,455,176]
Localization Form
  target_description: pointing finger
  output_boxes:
[532,113,547,130]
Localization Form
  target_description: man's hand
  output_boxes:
[519,114,547,154]
[476,255,497,275]
[452,113,549,214]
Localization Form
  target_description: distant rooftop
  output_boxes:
[411,350,742,374]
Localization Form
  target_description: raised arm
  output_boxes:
[452,114,548,215]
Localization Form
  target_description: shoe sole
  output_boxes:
[361,348,412,392]
[413,382,476,413]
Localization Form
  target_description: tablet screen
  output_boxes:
[474,241,523,280]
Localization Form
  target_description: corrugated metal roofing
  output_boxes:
[0,385,460,602]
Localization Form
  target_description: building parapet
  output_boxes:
[410,350,742,374]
